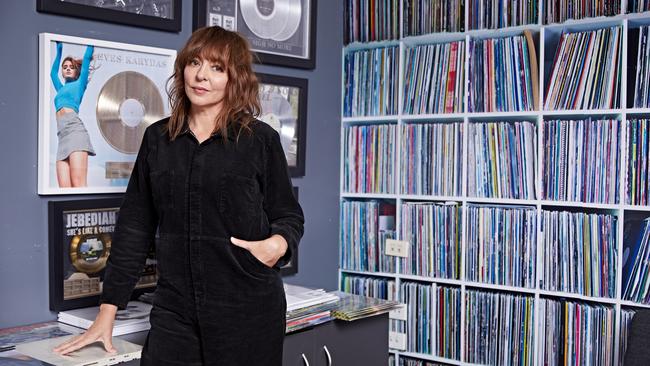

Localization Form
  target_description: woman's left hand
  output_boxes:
[230,235,288,268]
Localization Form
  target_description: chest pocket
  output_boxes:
[219,173,261,239]
[150,170,174,210]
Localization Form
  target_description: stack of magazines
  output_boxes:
[285,284,339,333]
[57,301,152,336]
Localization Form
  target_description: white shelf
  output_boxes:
[341,4,650,365]
[465,197,537,206]
[538,289,618,305]
[342,115,399,123]
[464,281,537,294]
[340,192,398,199]
[397,351,461,365]
[538,199,620,209]
[622,204,650,212]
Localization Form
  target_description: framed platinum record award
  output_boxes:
[257,73,308,177]
[38,33,176,195]
[193,0,317,69]
[48,198,157,311]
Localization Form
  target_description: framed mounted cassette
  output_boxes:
[193,0,317,69]
[257,73,308,177]
[36,0,182,32]
[38,33,176,195]
[48,198,157,311]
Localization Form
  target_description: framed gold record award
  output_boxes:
[38,33,176,195]
[48,199,158,311]
[192,0,317,69]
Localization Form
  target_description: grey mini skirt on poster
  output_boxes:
[56,111,96,161]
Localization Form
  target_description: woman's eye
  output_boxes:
[211,65,223,72]
[190,59,200,66]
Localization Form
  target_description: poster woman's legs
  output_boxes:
[56,151,88,187]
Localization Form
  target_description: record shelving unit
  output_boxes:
[340,1,650,365]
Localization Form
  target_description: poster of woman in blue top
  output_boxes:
[38,33,176,195]
[50,41,96,188]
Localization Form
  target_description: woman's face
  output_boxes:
[62,60,78,80]
[184,57,229,111]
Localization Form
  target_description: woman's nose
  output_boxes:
[195,64,208,81]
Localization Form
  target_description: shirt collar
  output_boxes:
[179,122,237,141]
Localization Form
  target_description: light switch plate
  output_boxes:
[385,239,409,257]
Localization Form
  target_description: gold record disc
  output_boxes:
[96,71,165,154]
[69,234,112,274]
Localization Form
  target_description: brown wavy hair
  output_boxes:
[166,26,261,141]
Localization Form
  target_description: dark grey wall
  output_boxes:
[0,0,342,328]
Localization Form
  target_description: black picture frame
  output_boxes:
[257,73,308,177]
[279,186,299,276]
[192,0,317,69]
[48,198,157,311]
[36,0,182,32]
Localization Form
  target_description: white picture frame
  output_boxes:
[38,33,176,195]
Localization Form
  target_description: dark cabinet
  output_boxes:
[283,313,388,366]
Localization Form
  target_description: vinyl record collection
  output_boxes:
[465,204,537,288]
[622,218,650,303]
[343,46,399,117]
[467,121,537,199]
[341,2,650,365]
[343,124,397,193]
[620,308,636,365]
[402,41,465,115]
[464,289,535,365]
[468,34,536,112]
[627,119,650,205]
[542,118,620,204]
[468,0,538,30]
[344,0,399,44]
[339,200,397,272]
[402,0,464,36]
[340,274,397,300]
[544,27,622,110]
[541,210,618,298]
[538,298,616,365]
[401,282,461,360]
[629,0,650,12]
[633,27,650,108]
[399,202,461,279]
[400,122,463,197]
[544,0,620,24]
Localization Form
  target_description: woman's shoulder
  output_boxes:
[145,117,171,136]
[246,118,279,141]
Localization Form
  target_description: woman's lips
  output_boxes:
[192,86,208,95]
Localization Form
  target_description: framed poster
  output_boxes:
[279,186,299,276]
[36,0,182,32]
[257,73,307,177]
[192,0,317,69]
[38,33,175,195]
[48,198,157,311]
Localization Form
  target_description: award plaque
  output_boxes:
[48,198,157,311]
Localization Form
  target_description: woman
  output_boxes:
[53,26,304,365]
[50,42,96,187]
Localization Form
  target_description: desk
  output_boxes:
[116,313,389,365]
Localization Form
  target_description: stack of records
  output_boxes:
[331,291,400,321]
[284,284,339,333]
[57,301,151,336]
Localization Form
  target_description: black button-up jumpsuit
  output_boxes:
[100,118,305,365]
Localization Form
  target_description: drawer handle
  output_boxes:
[323,345,332,365]
[301,353,310,366]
